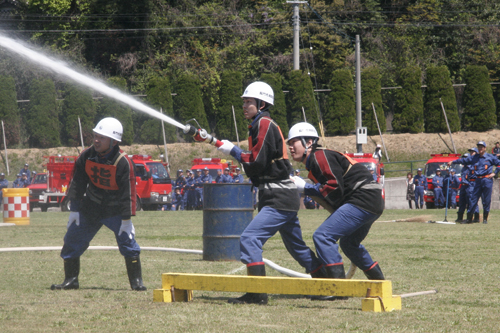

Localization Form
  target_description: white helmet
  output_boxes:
[93,117,123,142]
[287,122,319,143]
[241,81,274,105]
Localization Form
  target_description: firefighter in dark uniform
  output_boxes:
[288,122,385,292]
[19,164,31,183]
[12,174,23,188]
[51,117,146,291]
[194,169,203,209]
[169,187,183,211]
[432,169,445,208]
[449,141,500,224]
[184,169,196,210]
[174,169,186,210]
[456,153,478,222]
[303,195,316,209]
[413,168,427,209]
[217,82,322,305]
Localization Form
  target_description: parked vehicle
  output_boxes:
[424,153,463,209]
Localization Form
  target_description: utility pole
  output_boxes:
[287,1,308,70]
[355,35,366,153]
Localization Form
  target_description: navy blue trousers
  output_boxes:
[469,178,493,213]
[239,206,322,273]
[414,186,425,207]
[312,203,380,271]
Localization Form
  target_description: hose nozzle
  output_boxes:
[183,122,223,147]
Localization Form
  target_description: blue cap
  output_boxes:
[196,169,202,172]
[186,169,192,173]
[367,166,373,171]
[178,169,183,172]
[450,168,456,172]
[236,167,241,171]
[204,167,209,170]
[436,169,441,173]
[224,167,230,171]
[468,147,479,153]
[295,169,300,173]
[417,168,422,172]
[463,153,469,158]
[477,141,486,147]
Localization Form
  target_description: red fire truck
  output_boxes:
[190,158,236,180]
[28,155,77,212]
[131,154,172,211]
[345,153,385,200]
[28,154,172,212]
[423,153,463,209]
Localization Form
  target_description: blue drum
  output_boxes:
[203,183,253,261]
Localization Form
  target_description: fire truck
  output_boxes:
[131,154,172,211]
[28,155,77,212]
[423,153,463,209]
[190,158,236,180]
[345,153,385,200]
[28,154,172,212]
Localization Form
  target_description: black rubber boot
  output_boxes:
[473,212,480,223]
[483,211,489,224]
[228,264,268,305]
[455,212,464,223]
[311,264,348,301]
[125,256,147,291]
[364,262,385,280]
[461,212,473,224]
[51,258,80,290]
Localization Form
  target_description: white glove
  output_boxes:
[217,140,235,155]
[292,176,306,194]
[67,211,80,229]
[119,219,136,240]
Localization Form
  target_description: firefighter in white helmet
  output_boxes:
[287,122,385,300]
[51,117,146,291]
[217,82,322,305]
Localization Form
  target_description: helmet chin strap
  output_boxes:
[300,137,317,163]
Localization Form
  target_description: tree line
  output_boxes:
[0,0,499,148]
[0,63,495,148]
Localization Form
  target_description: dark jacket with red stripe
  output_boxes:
[231,111,299,211]
[305,147,384,215]
[67,145,136,220]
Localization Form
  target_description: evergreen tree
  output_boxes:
[461,65,497,131]
[361,67,386,135]
[324,69,355,135]
[139,76,176,144]
[286,70,319,130]
[0,75,21,146]
[173,73,209,136]
[96,77,134,145]
[25,78,60,148]
[260,73,288,137]
[392,65,424,133]
[424,66,460,133]
[216,71,243,141]
[61,84,95,147]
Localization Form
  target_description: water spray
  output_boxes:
[183,119,223,147]
[0,35,187,131]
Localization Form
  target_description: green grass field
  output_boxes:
[1,209,499,332]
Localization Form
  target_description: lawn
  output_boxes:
[0,209,498,332]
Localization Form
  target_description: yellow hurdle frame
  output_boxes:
[153,273,402,312]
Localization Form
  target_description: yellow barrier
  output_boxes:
[153,273,402,312]
[2,188,30,225]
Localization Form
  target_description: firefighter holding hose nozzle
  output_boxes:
[214,81,323,305]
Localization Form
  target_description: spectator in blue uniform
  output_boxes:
[413,168,427,209]
[233,167,244,183]
[221,168,233,183]
[432,169,445,208]
[444,168,460,209]
[19,164,31,183]
[169,187,183,211]
[215,169,223,183]
[13,174,23,188]
[0,172,8,205]
[295,169,302,178]
[367,166,377,182]
[303,195,316,209]
[492,142,500,157]
[449,141,500,224]
[456,153,478,222]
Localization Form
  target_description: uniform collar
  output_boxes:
[249,111,269,128]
